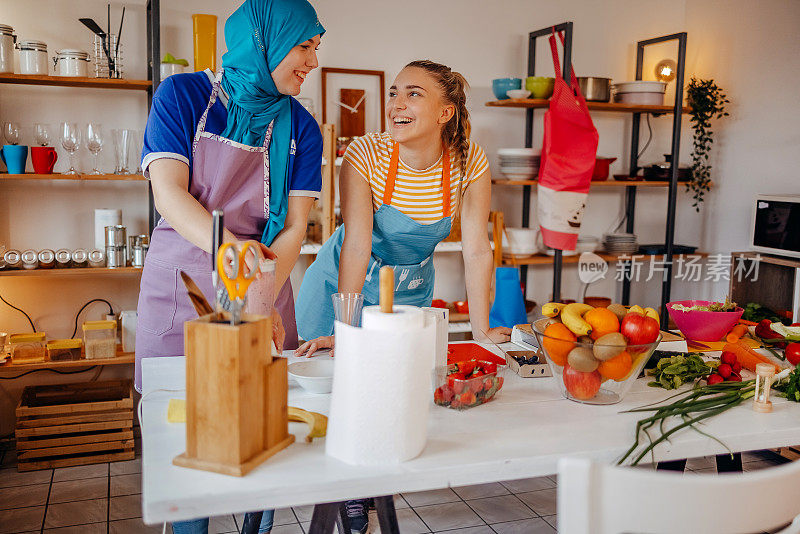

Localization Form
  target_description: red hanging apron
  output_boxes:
[537,29,599,251]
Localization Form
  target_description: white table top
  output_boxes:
[140,344,800,524]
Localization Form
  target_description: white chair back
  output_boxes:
[557,456,800,534]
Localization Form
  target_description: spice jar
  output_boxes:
[37,249,55,269]
[88,249,105,267]
[0,24,15,74]
[71,248,88,268]
[21,249,39,270]
[336,137,352,157]
[82,320,117,359]
[47,339,82,361]
[4,249,21,269]
[53,49,89,77]
[9,332,46,363]
[17,39,48,75]
[55,249,72,268]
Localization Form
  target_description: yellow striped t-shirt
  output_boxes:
[342,132,490,224]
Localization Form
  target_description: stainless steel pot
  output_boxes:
[577,77,611,102]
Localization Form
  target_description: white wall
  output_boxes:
[1,0,798,433]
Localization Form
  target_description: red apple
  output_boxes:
[620,312,660,345]
[562,365,602,400]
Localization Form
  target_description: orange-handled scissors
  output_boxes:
[216,240,261,324]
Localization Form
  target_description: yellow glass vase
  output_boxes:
[192,14,217,72]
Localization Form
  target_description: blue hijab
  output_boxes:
[221,0,324,246]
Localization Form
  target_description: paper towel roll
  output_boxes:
[326,308,435,466]
[95,209,121,250]
[361,304,423,330]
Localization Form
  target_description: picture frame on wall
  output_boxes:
[321,67,386,138]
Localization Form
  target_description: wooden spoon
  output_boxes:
[180,271,214,317]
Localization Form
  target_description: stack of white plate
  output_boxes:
[612,81,667,106]
[603,233,639,255]
[497,148,541,181]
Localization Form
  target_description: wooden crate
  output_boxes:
[15,380,135,471]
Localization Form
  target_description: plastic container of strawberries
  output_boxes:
[432,360,505,410]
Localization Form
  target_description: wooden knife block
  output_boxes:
[173,311,294,476]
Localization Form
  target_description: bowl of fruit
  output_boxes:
[433,360,504,410]
[531,303,663,405]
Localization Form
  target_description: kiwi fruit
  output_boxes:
[567,346,599,372]
[607,303,627,322]
[593,332,627,361]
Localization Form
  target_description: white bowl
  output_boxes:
[498,148,541,157]
[503,227,539,256]
[506,89,532,99]
[613,81,666,93]
[288,359,334,394]
[614,92,664,105]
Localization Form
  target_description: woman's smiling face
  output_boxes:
[387,66,453,144]
[271,34,321,95]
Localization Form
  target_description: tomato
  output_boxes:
[786,343,800,366]
[431,299,448,309]
[455,301,469,314]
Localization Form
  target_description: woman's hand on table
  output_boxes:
[295,336,334,358]
[474,327,512,344]
[272,309,285,353]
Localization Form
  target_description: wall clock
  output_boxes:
[321,67,386,137]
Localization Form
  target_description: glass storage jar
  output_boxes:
[0,24,15,74]
[55,249,72,268]
[47,339,82,361]
[17,39,48,75]
[9,332,46,363]
[38,249,55,269]
[21,249,39,270]
[53,49,89,77]
[71,248,88,268]
[82,320,116,359]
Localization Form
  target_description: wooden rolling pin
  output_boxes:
[379,266,394,313]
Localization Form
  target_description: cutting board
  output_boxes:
[686,337,761,353]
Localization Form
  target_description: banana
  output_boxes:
[628,304,645,315]
[644,307,660,326]
[288,406,328,443]
[541,302,566,318]
[561,303,594,337]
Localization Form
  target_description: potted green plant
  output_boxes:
[686,77,729,211]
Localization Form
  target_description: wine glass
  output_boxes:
[3,122,20,145]
[86,123,104,175]
[60,122,81,175]
[34,123,51,146]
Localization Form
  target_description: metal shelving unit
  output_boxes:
[487,23,689,319]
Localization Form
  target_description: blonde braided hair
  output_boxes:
[405,60,471,217]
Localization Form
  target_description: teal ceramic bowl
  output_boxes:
[492,78,522,100]
[526,76,555,99]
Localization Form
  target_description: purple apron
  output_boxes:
[135,71,298,392]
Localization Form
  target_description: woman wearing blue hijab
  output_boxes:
[137,1,324,531]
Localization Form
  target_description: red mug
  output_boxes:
[31,146,58,174]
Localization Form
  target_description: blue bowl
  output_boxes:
[492,78,522,100]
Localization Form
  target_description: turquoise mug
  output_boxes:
[1,145,28,174]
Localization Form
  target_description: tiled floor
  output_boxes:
[0,445,788,534]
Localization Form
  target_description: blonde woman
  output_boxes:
[296,60,509,351]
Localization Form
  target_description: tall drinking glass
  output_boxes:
[60,122,81,175]
[332,293,364,327]
[112,128,131,174]
[34,123,51,146]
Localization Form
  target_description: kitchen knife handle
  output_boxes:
[212,209,224,286]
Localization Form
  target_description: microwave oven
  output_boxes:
[750,194,800,259]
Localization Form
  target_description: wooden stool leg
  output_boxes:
[716,452,743,473]
[308,502,339,534]
[374,495,400,534]
[241,512,263,534]
[336,502,352,534]
[656,459,687,472]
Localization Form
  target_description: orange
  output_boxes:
[598,350,632,381]
[585,307,620,341]
[542,323,577,366]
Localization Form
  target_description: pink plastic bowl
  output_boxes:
[667,300,744,342]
